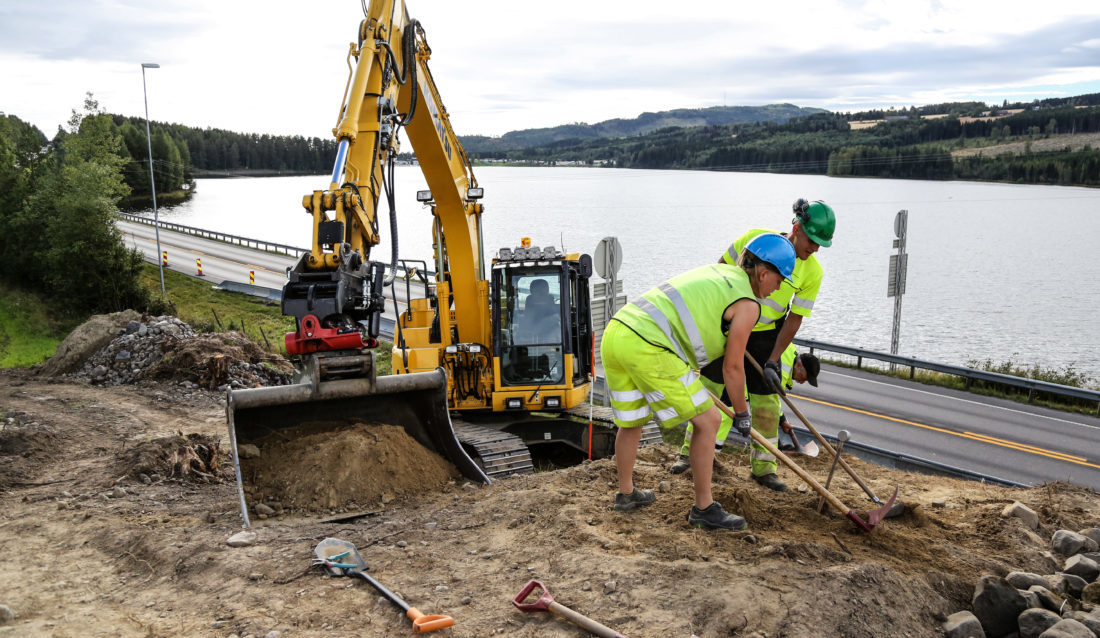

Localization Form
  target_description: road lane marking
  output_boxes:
[821,370,1099,430]
[792,395,1100,470]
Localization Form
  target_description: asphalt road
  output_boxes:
[789,364,1100,490]
[117,220,1100,490]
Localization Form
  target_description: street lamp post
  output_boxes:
[141,62,166,299]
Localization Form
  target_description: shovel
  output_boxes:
[513,580,627,638]
[784,423,820,458]
[314,538,454,633]
[704,388,897,533]
[745,353,904,518]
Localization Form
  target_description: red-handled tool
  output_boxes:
[513,580,627,638]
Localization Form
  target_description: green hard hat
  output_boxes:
[794,200,835,247]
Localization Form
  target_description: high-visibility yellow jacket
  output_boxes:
[722,228,823,332]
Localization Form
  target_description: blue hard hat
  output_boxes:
[743,233,796,280]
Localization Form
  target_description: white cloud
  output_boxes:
[2,0,1098,138]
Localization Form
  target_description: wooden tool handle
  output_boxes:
[549,602,627,638]
[742,352,881,502]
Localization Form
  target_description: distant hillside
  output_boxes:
[459,104,827,154]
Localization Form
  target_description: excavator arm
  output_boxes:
[282,0,489,363]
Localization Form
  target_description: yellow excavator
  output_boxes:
[226,0,658,524]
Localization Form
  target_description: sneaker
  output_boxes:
[613,487,656,511]
[687,502,747,531]
[751,473,788,492]
[668,455,690,474]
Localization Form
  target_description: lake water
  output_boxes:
[136,167,1100,380]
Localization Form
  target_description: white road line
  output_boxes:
[821,370,1099,430]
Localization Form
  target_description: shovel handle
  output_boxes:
[407,608,454,633]
[513,581,627,638]
[703,388,866,529]
[743,353,881,502]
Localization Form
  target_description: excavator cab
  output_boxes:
[490,244,593,412]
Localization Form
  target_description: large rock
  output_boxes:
[944,610,987,638]
[39,310,141,376]
[1082,582,1100,605]
[1049,573,1088,599]
[1010,572,1054,590]
[1080,529,1100,547]
[1019,608,1063,638]
[1003,501,1040,530]
[1054,530,1099,556]
[1029,586,1066,613]
[1063,555,1100,583]
[974,575,1029,637]
[1038,619,1093,637]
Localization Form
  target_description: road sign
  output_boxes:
[593,237,622,280]
[887,254,907,297]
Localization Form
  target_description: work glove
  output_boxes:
[763,360,783,394]
[733,410,752,438]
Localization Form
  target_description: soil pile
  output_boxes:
[241,422,461,513]
[1,369,1098,638]
[119,432,227,483]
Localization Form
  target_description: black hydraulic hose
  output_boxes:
[381,153,399,287]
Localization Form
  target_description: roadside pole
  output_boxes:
[888,210,909,370]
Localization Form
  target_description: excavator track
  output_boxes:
[452,420,535,478]
[565,403,664,448]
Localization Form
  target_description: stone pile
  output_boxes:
[944,501,1100,638]
[69,316,291,391]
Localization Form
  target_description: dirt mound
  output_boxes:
[38,309,141,376]
[146,331,293,389]
[119,432,226,482]
[241,422,461,514]
[0,409,62,490]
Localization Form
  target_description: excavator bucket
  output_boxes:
[226,369,489,526]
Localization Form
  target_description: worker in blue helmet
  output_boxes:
[602,233,795,531]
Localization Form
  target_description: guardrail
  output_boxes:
[117,212,308,257]
[795,337,1100,413]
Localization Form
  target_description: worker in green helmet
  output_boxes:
[603,233,796,531]
[667,198,835,491]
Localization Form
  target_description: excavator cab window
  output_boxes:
[494,268,565,386]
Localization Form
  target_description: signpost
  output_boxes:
[888,210,908,362]
[591,237,624,404]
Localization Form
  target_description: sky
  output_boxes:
[2,0,1100,140]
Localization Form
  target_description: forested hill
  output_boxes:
[459,104,826,153]
[478,95,1100,187]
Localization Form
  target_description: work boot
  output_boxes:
[668,455,690,474]
[751,472,788,492]
[613,487,656,512]
[687,502,747,531]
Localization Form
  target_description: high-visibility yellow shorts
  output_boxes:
[600,320,712,429]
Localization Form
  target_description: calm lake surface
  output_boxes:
[137,168,1100,380]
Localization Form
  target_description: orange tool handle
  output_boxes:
[407,608,454,633]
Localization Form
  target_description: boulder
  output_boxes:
[1049,573,1088,599]
[1021,589,1043,609]
[39,310,141,376]
[1054,531,1098,556]
[1010,572,1054,590]
[1063,555,1100,583]
[1079,529,1100,547]
[1003,502,1040,530]
[1037,619,1093,637]
[1082,582,1100,605]
[226,531,257,547]
[1029,586,1066,613]
[944,610,987,638]
[1018,608,1062,638]
[974,575,1029,637]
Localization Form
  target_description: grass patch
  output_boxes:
[818,353,1100,416]
[0,282,83,368]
